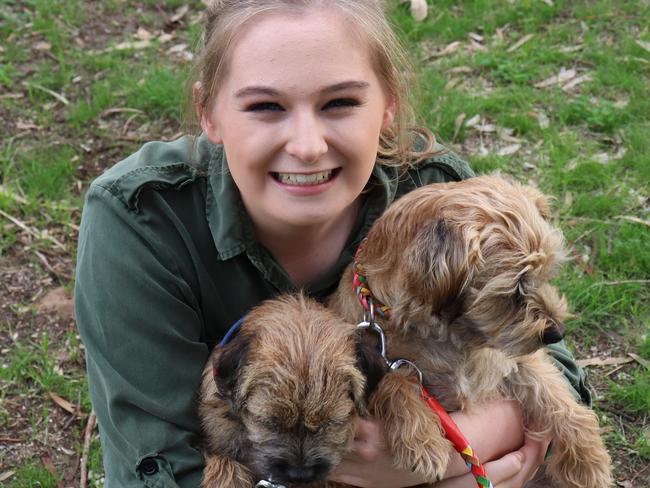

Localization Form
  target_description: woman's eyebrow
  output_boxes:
[234,81,370,98]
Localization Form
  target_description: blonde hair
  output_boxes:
[186,0,436,168]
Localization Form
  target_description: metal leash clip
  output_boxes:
[357,298,424,386]
[389,358,424,387]
[356,298,390,366]
[255,478,287,488]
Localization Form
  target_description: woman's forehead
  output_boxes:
[222,9,377,88]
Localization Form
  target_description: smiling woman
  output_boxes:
[74,1,591,487]
[197,8,395,283]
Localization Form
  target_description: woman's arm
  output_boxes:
[76,186,206,487]
[329,400,541,488]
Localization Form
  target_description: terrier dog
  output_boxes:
[330,174,613,488]
[198,294,386,488]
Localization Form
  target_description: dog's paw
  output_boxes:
[203,454,255,488]
[395,431,451,483]
[548,445,613,488]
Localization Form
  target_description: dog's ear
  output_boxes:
[402,218,480,317]
[520,184,552,220]
[352,334,388,414]
[213,332,251,403]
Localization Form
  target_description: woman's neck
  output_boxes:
[252,199,361,287]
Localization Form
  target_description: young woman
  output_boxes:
[75,1,591,487]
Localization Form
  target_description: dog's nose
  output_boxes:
[271,458,331,483]
[285,465,316,483]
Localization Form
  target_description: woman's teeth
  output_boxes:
[275,170,334,186]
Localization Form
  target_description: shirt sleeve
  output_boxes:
[75,185,206,487]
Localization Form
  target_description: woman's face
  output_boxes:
[201,8,395,232]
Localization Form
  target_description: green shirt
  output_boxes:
[75,134,590,487]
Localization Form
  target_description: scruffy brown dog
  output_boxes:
[198,294,386,488]
[330,174,612,488]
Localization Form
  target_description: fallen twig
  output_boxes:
[616,215,650,227]
[507,33,534,53]
[588,279,650,289]
[22,81,70,105]
[0,208,67,250]
[80,411,97,488]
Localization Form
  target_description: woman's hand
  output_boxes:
[432,434,551,488]
[329,400,547,488]
[329,417,425,488]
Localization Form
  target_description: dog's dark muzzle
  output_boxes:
[269,457,332,485]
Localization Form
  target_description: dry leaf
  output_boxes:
[536,111,550,129]
[452,113,466,141]
[104,40,151,53]
[136,27,153,41]
[465,114,481,128]
[167,43,188,53]
[409,0,428,22]
[559,44,584,53]
[497,144,521,156]
[477,123,497,133]
[534,68,577,88]
[35,41,52,51]
[158,33,174,43]
[41,456,62,488]
[469,32,484,43]
[16,120,40,130]
[636,40,650,53]
[576,357,634,368]
[0,471,15,483]
[170,5,190,23]
[594,152,610,164]
[628,352,650,370]
[48,391,78,415]
[562,74,593,91]
[469,39,487,52]
[541,0,554,6]
[447,66,473,74]
[507,34,534,53]
[429,41,461,58]
[445,78,461,90]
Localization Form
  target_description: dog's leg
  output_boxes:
[508,352,613,488]
[202,453,255,488]
[370,373,452,483]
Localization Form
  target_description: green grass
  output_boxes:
[1,0,648,485]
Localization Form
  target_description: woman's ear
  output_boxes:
[194,81,223,144]
[381,95,397,132]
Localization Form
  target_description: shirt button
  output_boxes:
[139,457,159,476]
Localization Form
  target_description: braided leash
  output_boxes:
[353,245,492,488]
[420,387,493,488]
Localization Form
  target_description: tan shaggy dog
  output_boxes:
[329,174,613,488]
[198,294,386,488]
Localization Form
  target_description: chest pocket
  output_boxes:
[106,163,205,212]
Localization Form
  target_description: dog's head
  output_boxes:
[359,174,570,357]
[212,294,386,486]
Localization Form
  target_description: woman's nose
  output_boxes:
[284,111,328,163]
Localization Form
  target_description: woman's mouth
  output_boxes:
[271,169,338,186]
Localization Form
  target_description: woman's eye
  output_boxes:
[246,102,284,112]
[323,98,360,110]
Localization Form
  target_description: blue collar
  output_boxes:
[219,316,245,347]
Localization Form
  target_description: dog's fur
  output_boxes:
[329,174,613,488]
[198,294,386,488]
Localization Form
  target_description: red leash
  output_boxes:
[420,386,493,488]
